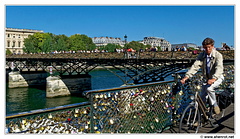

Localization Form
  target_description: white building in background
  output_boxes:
[5,28,44,54]
[92,37,125,47]
[171,43,198,51]
[140,37,171,51]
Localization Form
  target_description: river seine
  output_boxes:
[6,69,173,115]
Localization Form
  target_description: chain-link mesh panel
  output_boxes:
[89,82,180,133]
[220,64,234,90]
[6,103,91,134]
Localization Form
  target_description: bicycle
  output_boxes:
[178,80,220,133]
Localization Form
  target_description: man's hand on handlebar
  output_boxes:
[180,77,189,84]
[180,77,216,85]
[207,78,216,85]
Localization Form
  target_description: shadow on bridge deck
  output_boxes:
[199,103,234,133]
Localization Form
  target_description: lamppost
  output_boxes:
[124,35,127,45]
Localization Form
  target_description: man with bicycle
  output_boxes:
[180,37,224,115]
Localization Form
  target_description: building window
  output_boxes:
[18,41,21,47]
[7,34,10,37]
[12,41,15,47]
[7,41,10,47]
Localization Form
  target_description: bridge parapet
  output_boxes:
[6,50,234,60]
[5,51,234,88]
[6,64,234,134]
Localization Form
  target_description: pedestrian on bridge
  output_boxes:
[180,37,224,115]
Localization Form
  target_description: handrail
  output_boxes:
[6,51,234,60]
[6,101,90,119]
[83,80,175,97]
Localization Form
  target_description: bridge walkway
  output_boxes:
[162,103,234,133]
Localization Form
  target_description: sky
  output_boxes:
[5,5,234,47]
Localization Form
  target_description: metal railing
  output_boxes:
[6,80,184,134]
[6,102,91,134]
[84,80,181,133]
[5,64,234,134]
[6,51,234,60]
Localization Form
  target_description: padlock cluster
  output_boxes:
[6,106,92,134]
[220,65,234,89]
[90,82,184,133]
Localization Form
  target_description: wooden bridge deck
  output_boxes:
[163,103,234,133]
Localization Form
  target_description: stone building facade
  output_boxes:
[92,37,125,47]
[141,37,171,51]
[171,43,198,51]
[5,28,44,54]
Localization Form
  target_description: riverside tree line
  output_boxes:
[6,32,153,55]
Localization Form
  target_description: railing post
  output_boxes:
[90,93,94,133]
[10,61,14,71]
[171,51,174,58]
[49,66,53,76]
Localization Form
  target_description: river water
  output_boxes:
[6,69,127,115]
[6,69,173,115]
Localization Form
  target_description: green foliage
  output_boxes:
[69,34,84,51]
[69,34,96,51]
[103,43,122,52]
[88,44,97,51]
[23,34,39,53]
[187,47,195,51]
[41,33,53,53]
[124,41,148,51]
[23,33,96,53]
[6,49,12,55]
[157,46,162,51]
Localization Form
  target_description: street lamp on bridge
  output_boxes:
[124,35,127,45]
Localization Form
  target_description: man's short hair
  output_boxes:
[202,38,215,46]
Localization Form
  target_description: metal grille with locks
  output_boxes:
[6,102,92,134]
[5,64,234,134]
[86,81,178,133]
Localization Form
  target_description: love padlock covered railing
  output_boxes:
[83,80,182,133]
[6,79,185,134]
[6,102,92,134]
[5,63,234,134]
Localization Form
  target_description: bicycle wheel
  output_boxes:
[179,104,201,133]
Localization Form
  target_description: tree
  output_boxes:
[23,34,40,53]
[69,34,96,51]
[79,34,96,51]
[41,33,53,53]
[23,32,95,53]
[124,41,148,51]
[104,43,122,52]
[6,49,12,55]
[87,44,96,51]
[69,34,85,51]
[52,34,69,51]
[33,32,45,53]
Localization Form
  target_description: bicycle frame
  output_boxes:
[188,92,206,122]
[196,92,209,120]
